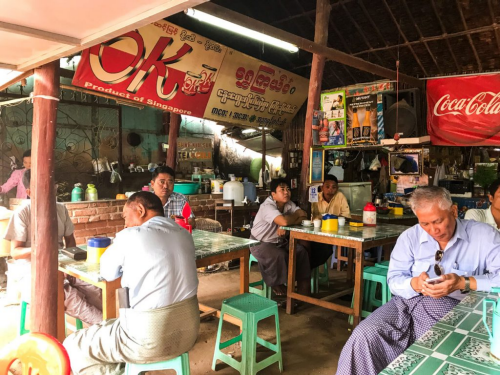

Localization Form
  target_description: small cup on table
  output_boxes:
[313,219,322,228]
[338,217,346,227]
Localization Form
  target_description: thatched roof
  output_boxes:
[167,0,500,89]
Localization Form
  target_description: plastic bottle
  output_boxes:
[242,177,257,203]
[223,177,244,206]
[71,183,84,202]
[85,184,98,201]
[363,202,377,226]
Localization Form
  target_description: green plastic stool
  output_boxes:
[212,293,283,375]
[311,262,329,293]
[348,266,391,325]
[20,300,83,336]
[249,254,271,298]
[375,260,390,269]
[126,352,190,375]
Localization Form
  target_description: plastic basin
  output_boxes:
[173,182,200,195]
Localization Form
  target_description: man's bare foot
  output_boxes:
[272,284,287,296]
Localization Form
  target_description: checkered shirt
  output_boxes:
[164,192,195,219]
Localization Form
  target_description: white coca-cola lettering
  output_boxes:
[433,92,500,116]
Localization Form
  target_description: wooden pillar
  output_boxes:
[299,0,330,206]
[167,113,180,170]
[261,130,266,188]
[31,60,60,336]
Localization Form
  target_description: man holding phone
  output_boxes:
[337,186,500,375]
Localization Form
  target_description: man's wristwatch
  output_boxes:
[461,276,471,294]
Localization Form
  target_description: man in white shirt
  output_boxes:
[464,179,500,229]
[4,169,102,324]
[64,192,199,375]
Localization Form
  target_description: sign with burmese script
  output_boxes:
[203,49,309,130]
[427,74,500,146]
[72,20,308,129]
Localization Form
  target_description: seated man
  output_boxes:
[151,166,196,228]
[336,186,500,374]
[311,174,350,266]
[311,174,350,220]
[465,178,500,230]
[5,169,102,324]
[250,178,329,296]
[64,192,199,375]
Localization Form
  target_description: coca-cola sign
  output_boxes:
[427,74,500,146]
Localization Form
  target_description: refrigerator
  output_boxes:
[338,182,372,212]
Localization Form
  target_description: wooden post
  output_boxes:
[299,0,330,206]
[261,130,266,188]
[167,113,180,170]
[31,60,60,336]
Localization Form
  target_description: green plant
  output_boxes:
[474,164,498,196]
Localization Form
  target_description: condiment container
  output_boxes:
[85,184,98,201]
[87,237,111,263]
[363,202,377,226]
[71,183,83,202]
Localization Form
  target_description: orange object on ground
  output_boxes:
[0,332,70,375]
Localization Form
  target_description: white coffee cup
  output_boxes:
[338,217,346,226]
[302,220,312,226]
[193,167,200,173]
[313,219,322,228]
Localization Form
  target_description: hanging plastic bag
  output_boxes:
[110,163,122,183]
[369,155,381,171]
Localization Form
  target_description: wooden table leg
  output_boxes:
[240,249,249,293]
[56,272,65,342]
[352,244,364,327]
[101,279,120,320]
[347,247,354,285]
[286,233,297,314]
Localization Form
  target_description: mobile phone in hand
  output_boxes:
[425,277,443,285]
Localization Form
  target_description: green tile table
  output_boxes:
[280,223,409,327]
[56,229,259,341]
[381,291,500,375]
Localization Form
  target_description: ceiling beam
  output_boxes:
[195,2,423,88]
[455,0,482,72]
[430,0,461,72]
[0,21,80,45]
[16,0,208,71]
[271,0,356,26]
[487,0,500,57]
[0,63,18,70]
[0,69,34,92]
[381,0,428,76]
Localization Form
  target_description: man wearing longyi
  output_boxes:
[337,186,500,374]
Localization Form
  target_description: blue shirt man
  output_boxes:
[337,186,500,375]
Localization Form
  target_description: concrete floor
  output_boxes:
[0,263,353,374]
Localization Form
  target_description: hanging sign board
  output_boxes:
[427,74,500,146]
[177,137,212,161]
[72,20,308,130]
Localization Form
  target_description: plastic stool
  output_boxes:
[212,293,282,375]
[348,266,391,325]
[375,260,390,269]
[311,262,329,293]
[126,352,190,375]
[20,300,83,336]
[249,254,271,298]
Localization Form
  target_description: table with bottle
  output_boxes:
[280,218,409,327]
[55,230,259,341]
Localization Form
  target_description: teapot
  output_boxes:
[483,287,500,362]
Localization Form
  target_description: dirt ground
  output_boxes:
[0,262,353,374]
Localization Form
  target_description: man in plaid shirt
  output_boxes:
[151,166,196,228]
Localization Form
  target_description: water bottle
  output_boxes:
[71,183,84,202]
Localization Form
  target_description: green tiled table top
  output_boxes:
[280,222,409,242]
[351,209,417,221]
[58,229,259,283]
[381,291,500,375]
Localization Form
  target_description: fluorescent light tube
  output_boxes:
[185,8,299,53]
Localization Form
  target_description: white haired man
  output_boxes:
[336,186,500,374]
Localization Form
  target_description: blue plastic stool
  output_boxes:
[212,293,282,375]
[249,254,271,298]
[126,352,190,375]
[348,266,391,325]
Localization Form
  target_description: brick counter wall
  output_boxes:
[10,190,269,243]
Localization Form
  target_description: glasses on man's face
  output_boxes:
[434,250,444,276]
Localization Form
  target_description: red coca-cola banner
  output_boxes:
[427,74,500,146]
